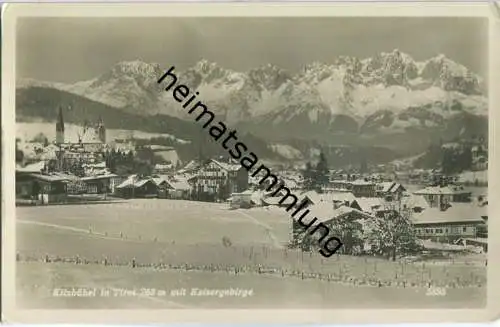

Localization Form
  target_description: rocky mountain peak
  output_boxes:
[248,63,292,91]
[90,60,163,91]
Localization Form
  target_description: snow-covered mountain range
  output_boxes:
[17,49,487,152]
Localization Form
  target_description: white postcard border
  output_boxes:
[2,2,499,324]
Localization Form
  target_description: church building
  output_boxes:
[54,106,108,172]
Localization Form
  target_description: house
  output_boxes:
[375,182,406,201]
[53,172,85,195]
[471,145,488,171]
[351,179,376,198]
[81,173,120,194]
[190,159,248,201]
[262,195,297,208]
[155,175,191,199]
[16,171,69,204]
[178,160,202,174]
[400,193,429,213]
[309,202,375,223]
[115,176,158,198]
[330,180,352,192]
[350,197,386,215]
[82,161,108,176]
[153,163,174,175]
[413,185,472,208]
[229,189,255,209]
[298,202,377,254]
[282,177,300,191]
[411,203,487,243]
[301,190,355,209]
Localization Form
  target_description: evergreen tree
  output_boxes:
[302,162,315,190]
[460,144,473,171]
[314,151,329,193]
[441,145,473,175]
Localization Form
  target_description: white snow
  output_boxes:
[17,52,487,134]
[269,144,303,160]
[16,122,190,145]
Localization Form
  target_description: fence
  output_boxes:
[16,244,486,290]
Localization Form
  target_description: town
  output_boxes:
[15,106,488,257]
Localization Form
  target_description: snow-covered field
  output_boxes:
[17,261,485,309]
[17,200,291,248]
[16,199,486,308]
[16,199,486,309]
[16,122,190,144]
[458,170,488,184]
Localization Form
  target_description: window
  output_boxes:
[463,227,467,232]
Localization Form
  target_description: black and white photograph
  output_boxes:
[2,2,499,324]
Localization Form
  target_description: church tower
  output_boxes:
[96,116,106,144]
[56,106,65,144]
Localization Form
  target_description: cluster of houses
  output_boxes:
[15,108,487,251]
[15,153,488,251]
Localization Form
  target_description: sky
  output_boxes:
[17,17,489,83]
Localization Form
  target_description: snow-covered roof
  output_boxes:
[116,175,138,188]
[16,161,45,173]
[155,163,174,169]
[152,176,167,186]
[134,179,151,188]
[82,162,106,168]
[81,173,118,181]
[149,145,175,151]
[53,172,81,181]
[282,178,299,189]
[232,189,254,195]
[178,160,201,174]
[401,194,429,209]
[310,203,376,223]
[412,203,487,225]
[262,196,297,206]
[330,192,356,203]
[211,159,241,172]
[29,173,69,183]
[167,178,191,191]
[414,185,471,195]
[352,197,385,213]
[351,179,375,186]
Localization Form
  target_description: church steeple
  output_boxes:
[56,106,65,144]
[97,116,106,144]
